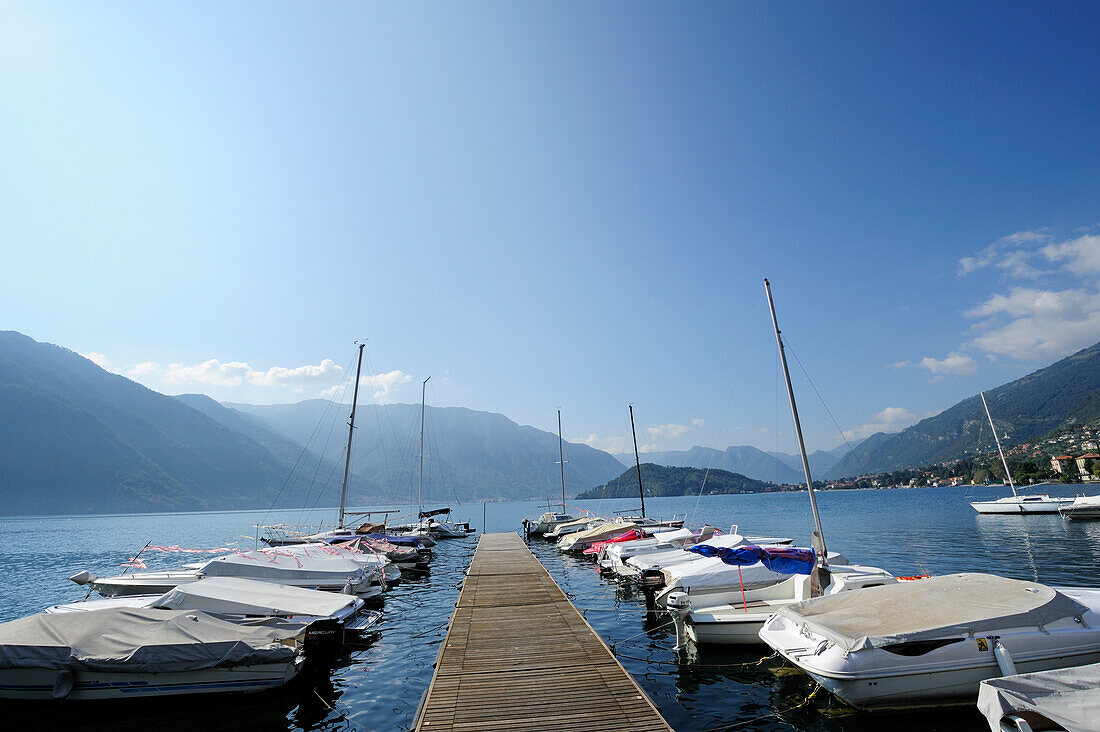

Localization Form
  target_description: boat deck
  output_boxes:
[413,532,672,732]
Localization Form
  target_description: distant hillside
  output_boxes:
[827,341,1100,478]
[576,463,784,499]
[228,400,625,503]
[0,331,299,515]
[615,444,844,483]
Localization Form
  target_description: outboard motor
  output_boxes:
[666,591,692,650]
[639,569,666,614]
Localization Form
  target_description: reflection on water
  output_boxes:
[2,485,1099,730]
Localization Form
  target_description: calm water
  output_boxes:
[3,485,1099,731]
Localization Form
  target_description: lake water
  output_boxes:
[3,484,1098,731]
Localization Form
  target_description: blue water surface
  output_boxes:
[2,484,1098,731]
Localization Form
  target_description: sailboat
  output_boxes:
[681,279,894,642]
[391,377,474,540]
[523,411,576,536]
[969,391,1072,514]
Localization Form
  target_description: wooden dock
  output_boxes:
[414,532,673,732]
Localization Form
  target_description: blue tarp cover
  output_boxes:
[688,543,815,575]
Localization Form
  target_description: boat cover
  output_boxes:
[773,573,1089,652]
[0,608,301,672]
[977,662,1100,732]
[561,521,636,547]
[154,577,360,617]
[200,550,367,583]
[665,556,787,591]
[652,528,695,543]
[583,529,646,555]
[688,544,816,575]
[626,533,748,571]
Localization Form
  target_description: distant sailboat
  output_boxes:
[969,391,1072,514]
[523,410,576,536]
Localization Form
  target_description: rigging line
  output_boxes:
[690,290,765,527]
[698,683,821,731]
[296,366,356,527]
[258,351,356,531]
[782,335,869,478]
[362,351,400,506]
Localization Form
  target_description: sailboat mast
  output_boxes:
[980,391,1018,498]
[764,278,827,562]
[630,405,646,519]
[557,410,567,508]
[338,343,365,529]
[418,376,431,518]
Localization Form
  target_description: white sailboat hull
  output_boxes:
[970,495,1073,514]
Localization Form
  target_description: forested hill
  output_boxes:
[827,341,1100,478]
[576,463,785,499]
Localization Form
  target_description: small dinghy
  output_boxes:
[0,607,306,700]
[758,573,1100,710]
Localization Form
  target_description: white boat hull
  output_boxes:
[0,662,299,700]
[970,495,1073,514]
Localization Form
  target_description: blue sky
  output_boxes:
[2,2,1098,456]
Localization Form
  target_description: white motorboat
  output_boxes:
[687,563,896,645]
[758,573,1100,710]
[0,607,305,700]
[71,548,382,598]
[652,548,851,608]
[277,542,402,584]
[545,516,601,539]
[977,660,1100,732]
[969,393,1072,515]
[611,527,790,577]
[1059,494,1100,520]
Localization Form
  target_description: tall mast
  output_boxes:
[338,343,365,529]
[418,376,431,518]
[981,391,1018,498]
[765,279,829,591]
[630,405,647,519]
[556,410,567,508]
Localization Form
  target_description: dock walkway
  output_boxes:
[414,532,673,732]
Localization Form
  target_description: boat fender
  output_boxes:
[52,669,74,699]
[993,640,1017,676]
[342,580,355,595]
[68,570,96,586]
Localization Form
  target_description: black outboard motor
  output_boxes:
[639,568,666,614]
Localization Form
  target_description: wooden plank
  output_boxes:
[414,533,672,732]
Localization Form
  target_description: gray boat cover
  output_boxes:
[200,550,367,583]
[154,577,360,617]
[977,662,1100,732]
[0,608,302,672]
[774,573,1089,652]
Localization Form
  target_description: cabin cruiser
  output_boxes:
[46,577,382,651]
[70,549,382,598]
[0,607,306,700]
[523,511,576,536]
[1058,494,1100,520]
[758,573,1100,710]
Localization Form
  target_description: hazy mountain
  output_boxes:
[228,400,626,502]
[614,444,846,484]
[826,341,1100,478]
[0,331,302,515]
[576,463,782,499]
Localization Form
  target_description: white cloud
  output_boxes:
[647,422,692,440]
[164,359,252,387]
[247,359,342,390]
[128,361,160,377]
[1041,234,1100,274]
[918,352,977,375]
[958,230,1051,278]
[577,434,657,454]
[81,351,114,371]
[842,406,923,441]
